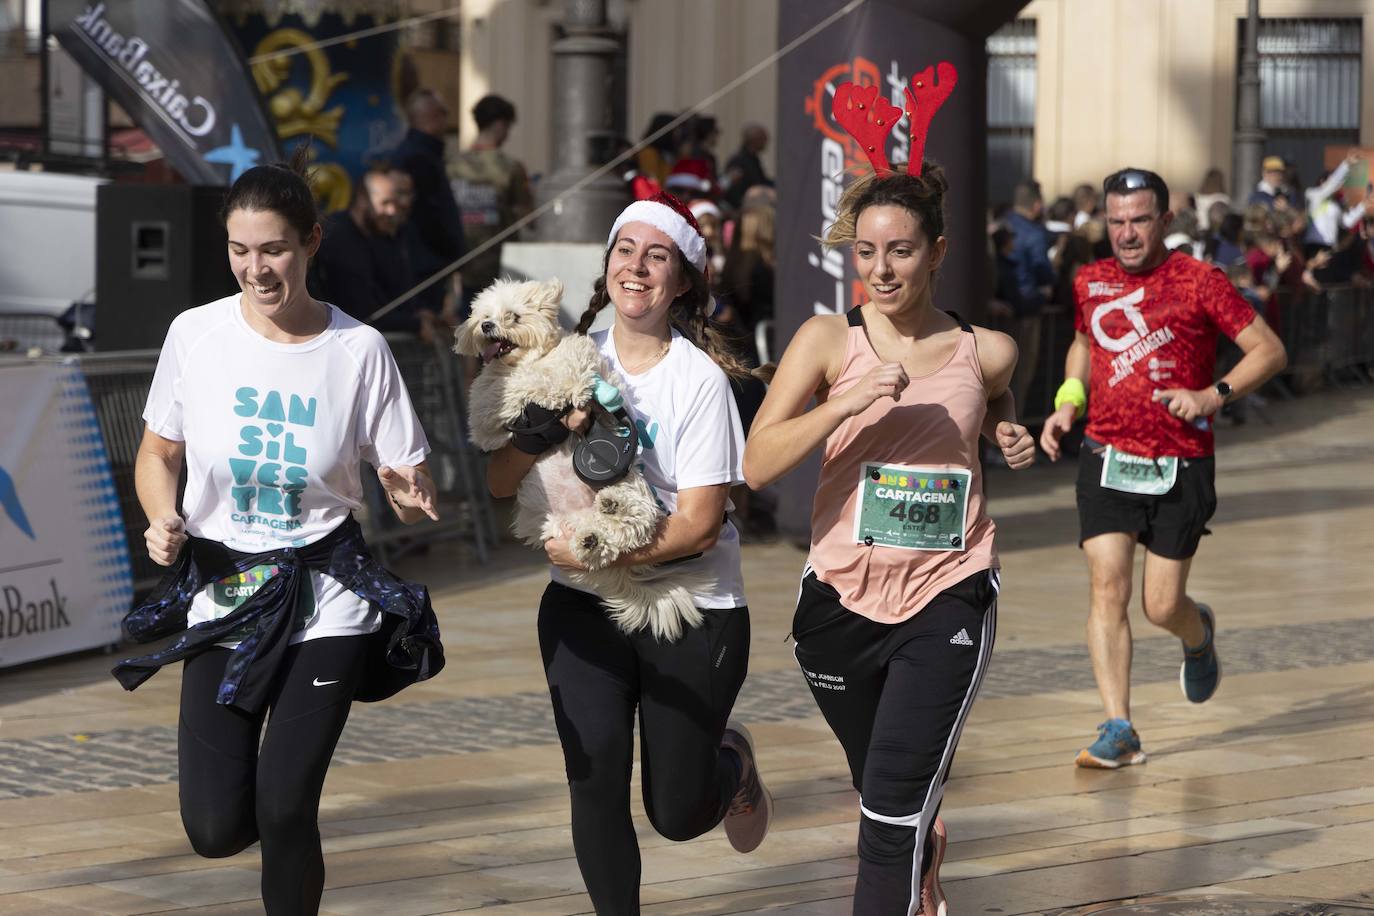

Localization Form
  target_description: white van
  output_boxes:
[0,170,105,317]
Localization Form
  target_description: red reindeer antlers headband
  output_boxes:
[831,61,958,176]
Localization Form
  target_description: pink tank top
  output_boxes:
[807,308,998,623]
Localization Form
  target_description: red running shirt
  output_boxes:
[1072,251,1258,458]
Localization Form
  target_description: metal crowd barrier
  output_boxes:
[35,334,493,596]
[0,312,68,354]
[1275,285,1374,388]
[360,334,498,567]
[78,350,165,592]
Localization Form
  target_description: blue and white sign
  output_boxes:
[0,363,132,668]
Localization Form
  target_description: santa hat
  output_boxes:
[688,199,722,222]
[663,157,713,195]
[607,191,708,272]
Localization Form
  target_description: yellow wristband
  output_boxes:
[1053,378,1087,419]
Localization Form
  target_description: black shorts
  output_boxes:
[1076,437,1217,560]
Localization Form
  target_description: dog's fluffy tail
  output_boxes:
[571,566,714,642]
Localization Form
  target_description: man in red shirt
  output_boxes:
[1040,168,1287,768]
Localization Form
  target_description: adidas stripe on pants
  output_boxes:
[792,568,999,916]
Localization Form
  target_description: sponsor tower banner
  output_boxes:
[774,0,996,536]
[0,363,133,668]
[776,0,981,338]
[50,0,281,185]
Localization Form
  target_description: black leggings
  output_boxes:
[179,635,367,916]
[538,581,750,915]
[793,569,998,916]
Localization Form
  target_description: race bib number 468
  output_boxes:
[854,463,971,552]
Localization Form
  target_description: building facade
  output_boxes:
[10,0,1372,212]
[998,0,1374,203]
[468,0,1374,211]
[456,0,778,185]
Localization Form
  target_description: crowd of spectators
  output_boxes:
[309,89,533,345]
[309,98,777,367]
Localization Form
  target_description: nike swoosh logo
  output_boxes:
[312,678,340,687]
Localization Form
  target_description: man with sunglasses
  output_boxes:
[1040,167,1287,769]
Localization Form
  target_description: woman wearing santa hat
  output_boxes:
[485,191,771,914]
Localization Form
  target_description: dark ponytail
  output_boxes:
[220,144,319,243]
[667,253,751,380]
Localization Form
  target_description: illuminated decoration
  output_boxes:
[252,28,347,147]
[215,0,410,213]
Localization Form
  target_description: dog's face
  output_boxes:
[453,278,565,365]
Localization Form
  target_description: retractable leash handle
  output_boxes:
[592,378,623,412]
[573,377,638,487]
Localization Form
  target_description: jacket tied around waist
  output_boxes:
[112,515,444,713]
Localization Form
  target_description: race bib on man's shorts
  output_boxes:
[1100,445,1178,496]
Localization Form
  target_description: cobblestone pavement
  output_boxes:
[3,614,1369,800]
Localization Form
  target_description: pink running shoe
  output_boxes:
[920,815,948,916]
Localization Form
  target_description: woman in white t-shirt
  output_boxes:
[114,154,443,915]
[485,193,770,914]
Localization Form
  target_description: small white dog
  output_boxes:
[455,278,705,641]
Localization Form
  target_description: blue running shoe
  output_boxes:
[1075,718,1147,768]
[1180,603,1221,703]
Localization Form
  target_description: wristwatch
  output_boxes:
[1214,380,1233,402]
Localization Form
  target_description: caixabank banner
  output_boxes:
[0,364,132,668]
[50,0,281,185]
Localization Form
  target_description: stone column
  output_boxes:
[1233,0,1264,201]
[533,0,630,242]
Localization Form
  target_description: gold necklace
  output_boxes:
[621,338,671,374]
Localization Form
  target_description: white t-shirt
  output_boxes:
[551,328,748,609]
[143,296,430,643]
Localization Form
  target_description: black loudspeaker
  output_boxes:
[95,185,238,351]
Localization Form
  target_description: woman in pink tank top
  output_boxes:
[744,167,1034,916]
